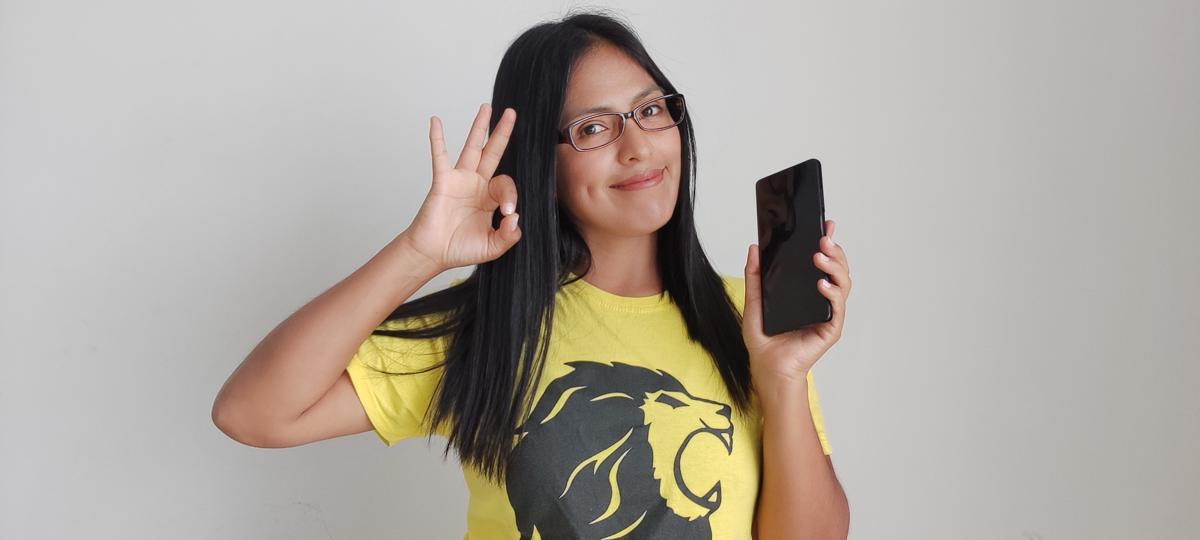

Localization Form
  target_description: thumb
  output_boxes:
[743,244,764,339]
[488,212,521,257]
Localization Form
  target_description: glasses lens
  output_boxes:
[637,95,685,130]
[571,114,623,150]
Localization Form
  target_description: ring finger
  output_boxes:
[813,251,850,289]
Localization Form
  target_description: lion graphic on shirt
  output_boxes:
[505,360,736,539]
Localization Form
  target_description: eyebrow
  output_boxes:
[564,85,665,123]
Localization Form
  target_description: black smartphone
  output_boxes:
[754,158,831,335]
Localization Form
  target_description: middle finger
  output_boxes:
[477,107,515,180]
[455,103,492,171]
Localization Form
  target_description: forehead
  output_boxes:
[562,42,659,118]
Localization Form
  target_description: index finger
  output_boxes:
[477,107,516,180]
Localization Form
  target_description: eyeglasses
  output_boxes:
[557,93,687,152]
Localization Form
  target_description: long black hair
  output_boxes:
[369,8,752,485]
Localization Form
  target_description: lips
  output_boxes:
[611,167,665,189]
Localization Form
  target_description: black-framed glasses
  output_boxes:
[557,93,687,151]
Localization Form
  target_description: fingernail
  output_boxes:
[502,202,514,215]
[509,214,519,231]
[818,253,830,262]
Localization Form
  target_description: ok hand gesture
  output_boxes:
[401,103,521,272]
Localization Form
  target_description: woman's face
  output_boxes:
[555,41,682,241]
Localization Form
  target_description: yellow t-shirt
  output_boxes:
[345,273,832,539]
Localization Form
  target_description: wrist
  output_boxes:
[386,232,444,281]
[754,369,810,419]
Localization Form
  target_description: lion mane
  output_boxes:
[505,360,735,539]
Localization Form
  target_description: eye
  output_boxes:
[655,393,686,409]
[640,104,662,118]
[578,122,608,137]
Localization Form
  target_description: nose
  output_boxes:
[617,116,655,163]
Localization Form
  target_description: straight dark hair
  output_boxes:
[370,9,753,485]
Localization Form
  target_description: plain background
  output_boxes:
[2,0,1197,538]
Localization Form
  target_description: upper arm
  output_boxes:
[290,370,376,444]
[218,311,453,449]
[752,454,840,539]
[233,371,374,448]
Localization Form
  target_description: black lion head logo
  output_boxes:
[505,360,734,539]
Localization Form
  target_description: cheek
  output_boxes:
[666,132,683,169]
[555,155,603,217]
[557,154,606,192]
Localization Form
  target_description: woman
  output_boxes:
[213,10,852,539]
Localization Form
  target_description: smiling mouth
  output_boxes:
[611,168,665,190]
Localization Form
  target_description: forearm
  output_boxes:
[755,373,850,540]
[212,233,442,434]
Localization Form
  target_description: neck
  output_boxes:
[571,230,662,297]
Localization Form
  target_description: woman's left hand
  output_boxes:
[742,219,851,391]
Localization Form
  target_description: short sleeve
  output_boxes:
[344,313,451,446]
[806,370,833,455]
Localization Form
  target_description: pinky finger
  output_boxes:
[430,115,451,176]
[818,278,846,330]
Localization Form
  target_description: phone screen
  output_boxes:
[754,158,831,335]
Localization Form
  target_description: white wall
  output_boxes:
[2,0,1197,538]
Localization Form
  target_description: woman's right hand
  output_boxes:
[400,103,521,272]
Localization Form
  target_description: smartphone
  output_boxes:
[754,158,832,335]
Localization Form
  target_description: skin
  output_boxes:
[744,220,852,538]
[554,40,682,297]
